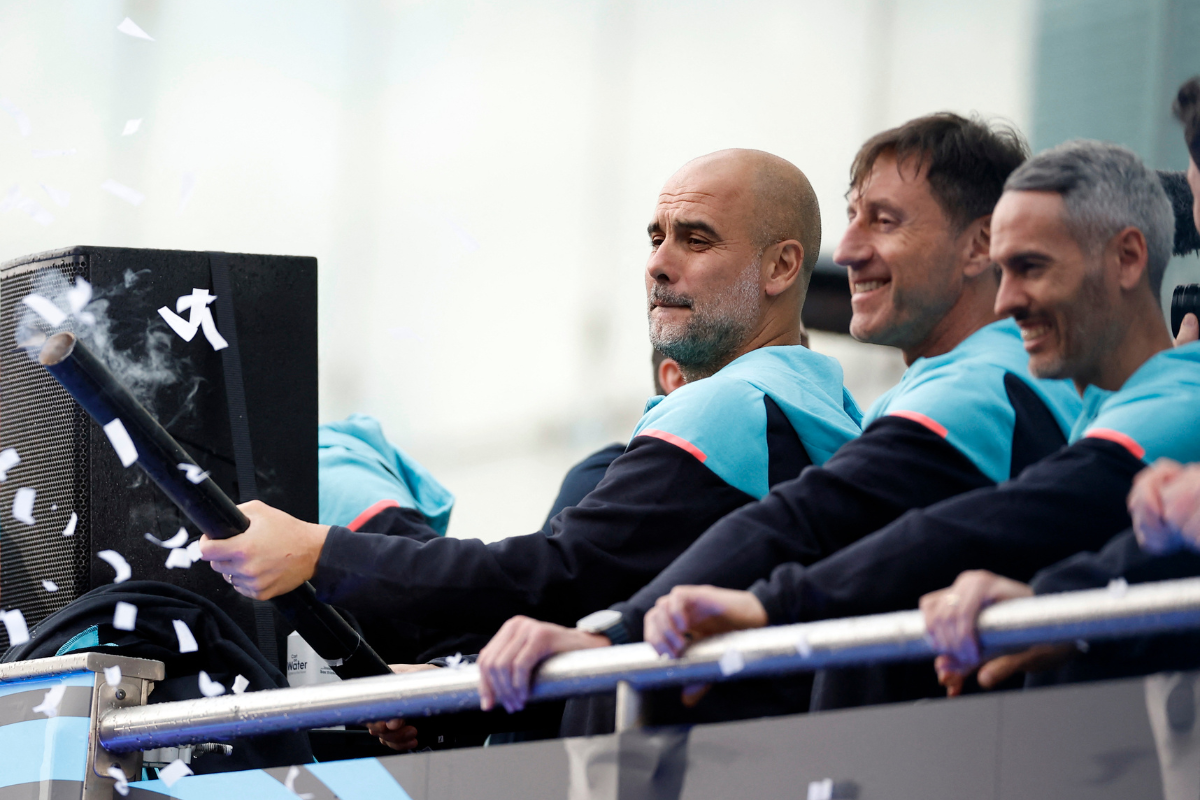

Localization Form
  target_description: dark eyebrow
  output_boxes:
[1003,250,1053,267]
[647,218,723,241]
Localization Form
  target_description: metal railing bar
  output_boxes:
[96,576,1200,752]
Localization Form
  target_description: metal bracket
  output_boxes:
[76,654,164,800]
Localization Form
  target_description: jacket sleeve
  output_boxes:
[612,417,993,639]
[748,438,1147,625]
[1030,528,1200,593]
[311,436,757,636]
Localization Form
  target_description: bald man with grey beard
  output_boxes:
[200,149,861,679]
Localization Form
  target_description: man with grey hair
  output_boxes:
[632,139,1200,707]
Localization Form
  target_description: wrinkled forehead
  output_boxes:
[652,163,754,230]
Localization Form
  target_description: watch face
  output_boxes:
[576,608,623,633]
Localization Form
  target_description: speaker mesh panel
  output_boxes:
[0,257,91,650]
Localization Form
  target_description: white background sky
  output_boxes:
[0,1,1037,542]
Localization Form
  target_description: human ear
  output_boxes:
[1112,226,1150,291]
[657,358,686,394]
[961,216,993,279]
[764,240,803,297]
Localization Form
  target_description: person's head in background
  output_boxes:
[992,140,1174,394]
[647,149,819,383]
[837,113,1029,364]
[1173,77,1200,234]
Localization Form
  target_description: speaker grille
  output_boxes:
[0,258,91,650]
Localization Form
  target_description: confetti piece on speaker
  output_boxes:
[173,619,198,653]
[0,98,31,136]
[199,309,228,350]
[102,418,138,467]
[145,528,188,548]
[1,609,29,645]
[165,547,193,569]
[157,306,197,341]
[232,674,250,694]
[116,17,154,40]
[42,580,57,592]
[97,549,132,583]
[158,759,193,787]
[31,684,65,717]
[0,448,20,481]
[198,670,225,697]
[61,512,77,537]
[121,119,141,136]
[12,487,35,525]
[22,294,67,326]
[104,665,122,686]
[177,463,209,484]
[66,277,91,313]
[101,179,144,206]
[718,648,744,677]
[112,601,137,630]
[186,540,202,562]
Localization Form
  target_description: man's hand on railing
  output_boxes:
[643,585,768,658]
[477,617,610,713]
[1131,458,1200,554]
[365,664,441,751]
[920,570,1072,696]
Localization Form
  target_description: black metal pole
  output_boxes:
[38,332,391,680]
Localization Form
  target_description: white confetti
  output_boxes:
[121,119,142,136]
[158,758,193,787]
[795,632,812,658]
[173,619,198,653]
[0,448,19,480]
[31,684,65,717]
[61,512,77,537]
[807,778,833,800]
[177,463,209,484]
[66,277,91,313]
[186,540,203,563]
[101,179,144,206]
[116,17,154,41]
[103,419,138,467]
[445,652,464,670]
[104,665,122,687]
[32,148,76,158]
[17,196,53,226]
[39,182,70,208]
[1,609,29,645]
[164,547,193,569]
[157,306,198,341]
[22,294,67,326]
[284,765,314,799]
[198,670,224,697]
[98,550,132,583]
[12,487,35,525]
[199,310,228,350]
[0,98,31,136]
[42,580,58,593]
[179,171,195,213]
[145,528,188,548]
[718,648,745,677]
[232,674,250,694]
[1107,577,1128,598]
[108,764,129,796]
[112,601,137,631]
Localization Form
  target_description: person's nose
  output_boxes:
[646,240,680,285]
[833,223,872,274]
[994,268,1027,318]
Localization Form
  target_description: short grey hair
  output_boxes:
[1004,140,1173,294]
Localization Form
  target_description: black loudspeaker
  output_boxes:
[0,245,317,666]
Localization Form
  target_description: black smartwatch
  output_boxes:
[575,608,631,645]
